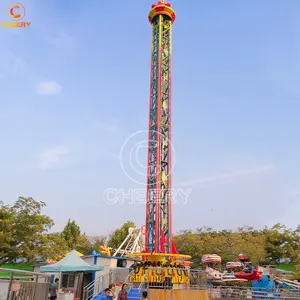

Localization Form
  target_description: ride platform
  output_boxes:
[126,252,192,285]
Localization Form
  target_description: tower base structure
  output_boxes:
[126,252,192,285]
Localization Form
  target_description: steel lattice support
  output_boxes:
[145,1,176,254]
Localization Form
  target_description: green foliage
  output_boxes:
[0,264,33,276]
[276,264,295,271]
[174,224,299,269]
[107,221,136,249]
[0,197,54,264]
[61,219,81,249]
[1,195,299,275]
[39,232,69,261]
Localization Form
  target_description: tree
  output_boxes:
[38,233,69,261]
[75,234,94,255]
[263,224,296,263]
[107,221,136,250]
[0,197,54,264]
[61,219,81,249]
[91,236,106,252]
[174,226,268,268]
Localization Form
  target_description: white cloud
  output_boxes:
[179,164,275,187]
[37,81,62,96]
[38,146,68,170]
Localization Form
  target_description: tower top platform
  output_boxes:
[148,1,176,24]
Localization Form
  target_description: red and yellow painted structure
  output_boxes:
[145,0,175,256]
[126,1,191,285]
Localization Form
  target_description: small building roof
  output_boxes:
[83,253,135,261]
[40,250,104,273]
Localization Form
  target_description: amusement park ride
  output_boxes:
[124,0,192,285]
[201,253,300,294]
[99,227,145,257]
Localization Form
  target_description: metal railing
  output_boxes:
[0,268,50,300]
[126,267,207,295]
[208,285,300,299]
[137,270,149,299]
[127,267,300,299]
[83,269,116,300]
[128,267,207,288]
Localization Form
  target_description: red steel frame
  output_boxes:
[145,1,176,254]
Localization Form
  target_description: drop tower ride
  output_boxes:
[145,0,176,255]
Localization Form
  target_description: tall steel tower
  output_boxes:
[145,0,176,255]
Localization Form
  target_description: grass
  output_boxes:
[276,264,295,271]
[0,264,33,277]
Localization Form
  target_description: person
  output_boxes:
[100,288,111,299]
[108,283,116,299]
[248,262,254,273]
[117,283,128,300]
[50,278,59,300]
[142,291,148,299]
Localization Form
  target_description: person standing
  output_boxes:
[117,283,128,300]
[50,278,59,300]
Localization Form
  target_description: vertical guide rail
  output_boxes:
[146,15,160,253]
[159,15,172,254]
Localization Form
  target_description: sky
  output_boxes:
[0,0,300,237]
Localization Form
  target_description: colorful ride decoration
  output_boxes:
[129,266,190,284]
[205,267,223,280]
[100,246,112,256]
[237,253,249,262]
[127,253,191,284]
[221,273,247,283]
[201,254,221,264]
[226,261,243,269]
[234,269,263,281]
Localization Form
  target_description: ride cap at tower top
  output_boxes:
[148,0,176,24]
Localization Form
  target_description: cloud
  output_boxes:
[179,164,275,187]
[37,81,62,96]
[38,146,68,170]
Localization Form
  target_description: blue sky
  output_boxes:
[0,0,299,237]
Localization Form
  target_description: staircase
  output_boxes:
[83,269,116,300]
[128,288,139,300]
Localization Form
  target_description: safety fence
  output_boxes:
[127,267,300,299]
[0,268,50,300]
[208,285,300,299]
